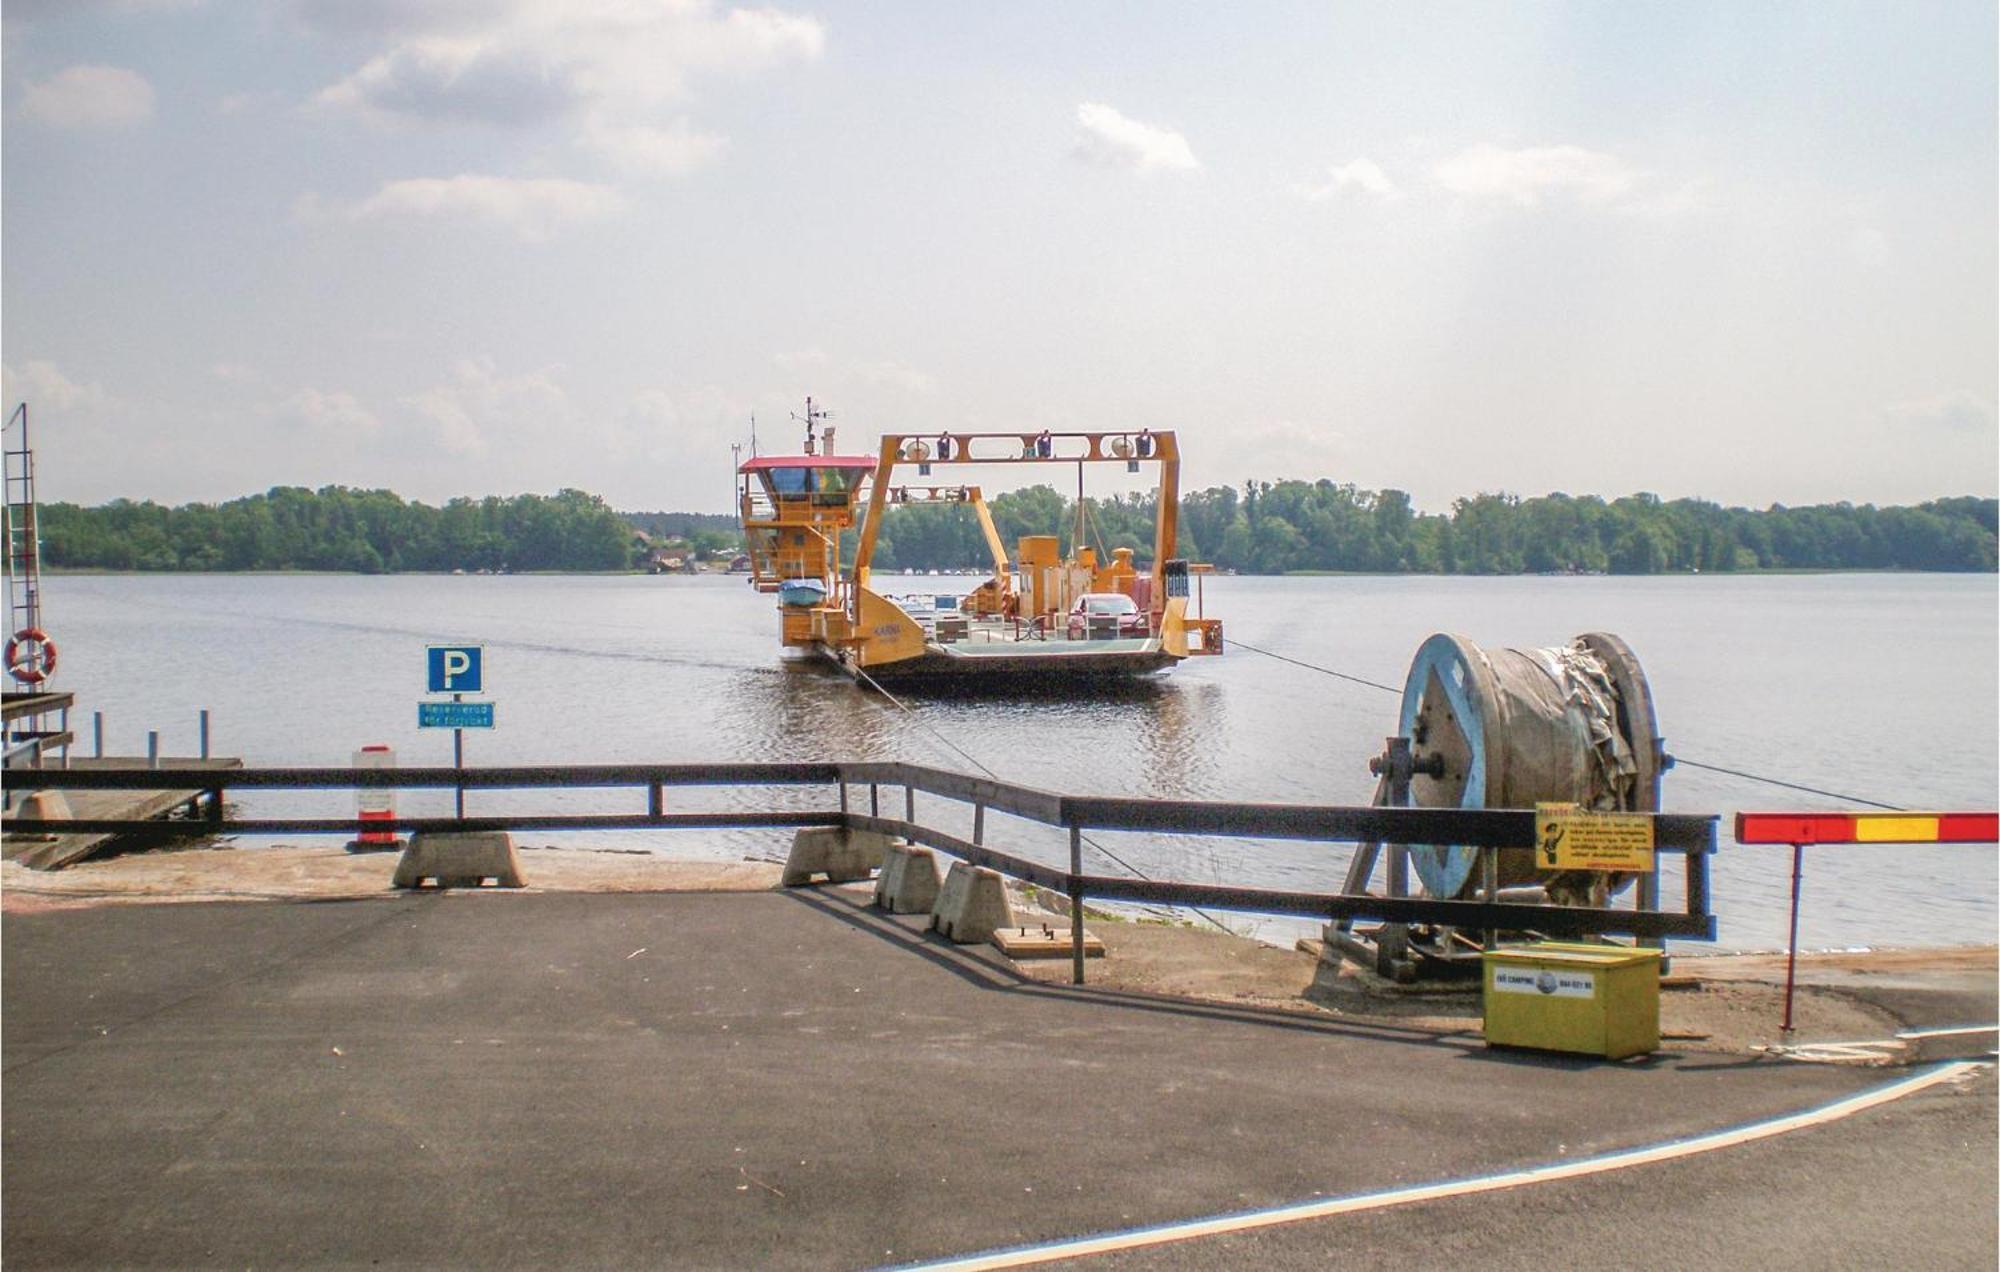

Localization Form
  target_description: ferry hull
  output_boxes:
[846,641,1178,685]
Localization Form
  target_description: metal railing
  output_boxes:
[4,761,1718,981]
[3,690,72,809]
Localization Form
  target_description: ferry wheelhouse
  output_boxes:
[736,412,1222,684]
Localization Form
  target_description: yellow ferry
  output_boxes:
[736,409,1222,684]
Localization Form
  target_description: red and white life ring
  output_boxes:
[5,627,57,684]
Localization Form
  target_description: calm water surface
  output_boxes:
[40,571,1999,952]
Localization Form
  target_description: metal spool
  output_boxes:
[1398,630,1663,904]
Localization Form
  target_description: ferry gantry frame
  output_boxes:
[736,413,1223,684]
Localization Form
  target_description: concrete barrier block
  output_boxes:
[392,831,525,889]
[782,827,891,887]
[9,789,72,841]
[929,862,1015,944]
[873,843,942,913]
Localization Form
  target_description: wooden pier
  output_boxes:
[3,755,243,871]
[3,690,76,759]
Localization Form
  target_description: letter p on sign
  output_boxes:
[427,645,483,693]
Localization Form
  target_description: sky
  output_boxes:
[2,0,1994,515]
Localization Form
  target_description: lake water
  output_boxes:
[31,571,1999,953]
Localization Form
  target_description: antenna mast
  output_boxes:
[792,396,833,457]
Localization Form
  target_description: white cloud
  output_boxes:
[581,115,727,176]
[624,387,684,431]
[7,0,204,20]
[20,65,156,129]
[1,360,116,414]
[773,348,935,395]
[1884,392,1993,434]
[1219,419,1350,477]
[0,361,131,490]
[210,362,260,384]
[217,90,283,116]
[1300,157,1401,202]
[281,387,382,435]
[1619,177,1716,220]
[309,0,823,171]
[1849,224,1891,268]
[773,348,833,372]
[1072,102,1199,174]
[852,360,935,395]
[402,357,573,455]
[314,40,576,128]
[1432,143,1642,207]
[617,383,749,465]
[346,174,627,240]
[289,0,515,41]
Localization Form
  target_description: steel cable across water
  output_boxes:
[1222,638,1907,811]
[838,631,1906,941]
[845,662,1236,933]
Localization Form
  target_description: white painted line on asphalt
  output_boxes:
[1895,1023,1999,1040]
[1767,1022,2000,1060]
[1757,1040,1905,1064]
[901,1061,1983,1271]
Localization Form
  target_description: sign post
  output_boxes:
[422,646,491,820]
[454,692,464,819]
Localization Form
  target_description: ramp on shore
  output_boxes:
[3,889,1991,1268]
[2,755,242,870]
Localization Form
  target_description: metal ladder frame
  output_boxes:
[4,402,42,641]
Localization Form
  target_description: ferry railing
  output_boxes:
[6,762,1717,983]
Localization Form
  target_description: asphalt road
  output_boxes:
[1069,1069,1997,1270]
[3,889,1986,1269]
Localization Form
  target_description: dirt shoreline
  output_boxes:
[5,843,1992,1058]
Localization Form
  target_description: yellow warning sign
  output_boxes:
[1535,803,1656,871]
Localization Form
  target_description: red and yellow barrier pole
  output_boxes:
[1735,812,1999,1036]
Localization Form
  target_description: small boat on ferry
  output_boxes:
[735,402,1223,685]
[777,577,828,607]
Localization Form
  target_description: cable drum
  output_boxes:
[1399,631,1663,906]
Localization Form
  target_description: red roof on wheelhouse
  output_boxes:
[736,454,880,473]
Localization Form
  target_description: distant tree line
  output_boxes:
[861,483,1998,574]
[30,481,1996,575]
[624,510,738,540]
[39,486,637,573]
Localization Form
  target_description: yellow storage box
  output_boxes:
[1482,942,1662,1060]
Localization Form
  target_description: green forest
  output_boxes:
[31,481,1998,575]
[38,487,636,573]
[862,483,1998,574]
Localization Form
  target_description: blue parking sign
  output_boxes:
[427,645,483,693]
